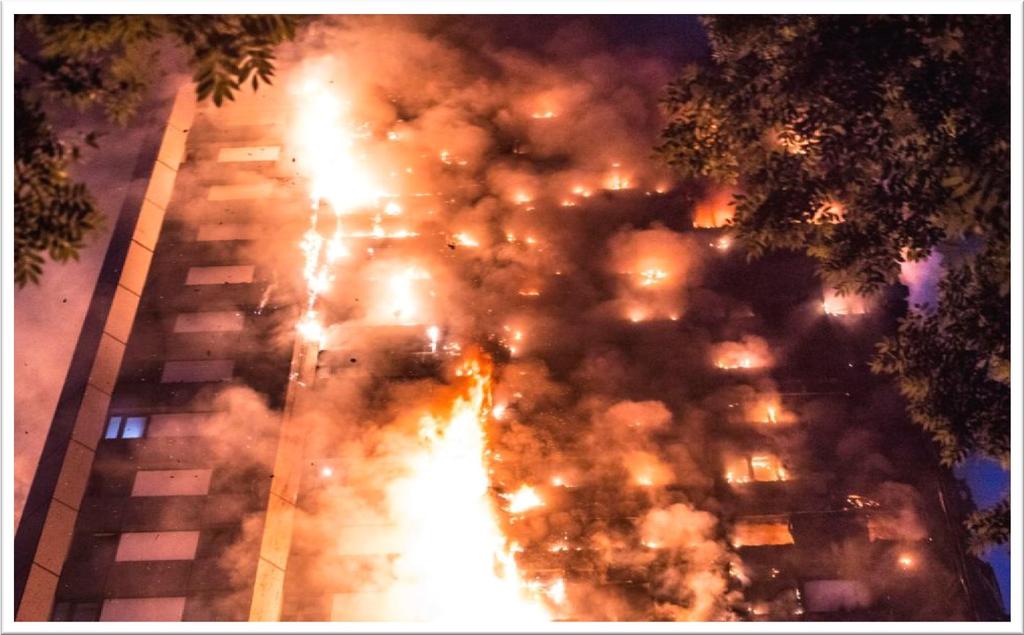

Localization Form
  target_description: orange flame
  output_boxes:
[383,353,554,621]
[504,485,544,514]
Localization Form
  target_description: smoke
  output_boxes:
[899,250,944,308]
[604,224,702,322]
[639,503,736,620]
[709,335,774,370]
[79,14,962,623]
[186,17,740,621]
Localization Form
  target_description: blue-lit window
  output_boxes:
[104,415,147,440]
[122,417,147,439]
[104,417,122,439]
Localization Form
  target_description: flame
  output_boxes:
[712,339,772,370]
[503,485,544,514]
[639,268,669,287]
[605,171,632,191]
[290,75,555,623]
[500,325,525,355]
[384,355,553,622]
[571,185,592,198]
[293,78,383,343]
[376,267,430,325]
[812,199,846,224]
[294,80,381,214]
[750,454,787,482]
[297,311,324,345]
[897,553,916,570]
[822,288,868,316]
[693,188,736,228]
[453,232,479,247]
[711,236,732,251]
[628,308,647,323]
[716,357,753,370]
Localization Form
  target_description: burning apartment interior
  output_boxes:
[16,16,1006,623]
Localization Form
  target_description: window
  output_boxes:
[104,417,122,439]
[802,579,872,613]
[146,413,213,438]
[216,145,281,162]
[104,416,147,440]
[723,453,789,484]
[160,360,234,383]
[100,597,186,621]
[132,469,212,497]
[185,265,255,286]
[196,224,259,242]
[122,416,147,438]
[173,311,245,333]
[52,601,101,621]
[115,531,200,561]
[732,516,795,547]
[335,524,404,556]
[750,454,787,482]
[207,182,273,201]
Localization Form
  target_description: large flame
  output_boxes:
[289,73,558,621]
[383,355,556,622]
[294,79,382,213]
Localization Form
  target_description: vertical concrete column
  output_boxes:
[248,338,319,621]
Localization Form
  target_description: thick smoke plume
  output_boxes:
[152,15,961,622]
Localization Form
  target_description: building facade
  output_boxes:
[15,74,1006,623]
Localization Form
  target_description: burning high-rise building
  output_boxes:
[14,16,1006,624]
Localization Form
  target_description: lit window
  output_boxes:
[121,417,147,439]
[724,453,789,484]
[104,415,147,440]
[104,417,122,440]
[732,516,795,547]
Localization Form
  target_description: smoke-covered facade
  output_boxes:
[15,16,1005,623]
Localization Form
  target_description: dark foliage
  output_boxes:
[658,15,1009,549]
[14,15,301,286]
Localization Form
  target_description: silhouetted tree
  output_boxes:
[15,15,301,286]
[658,15,1008,548]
